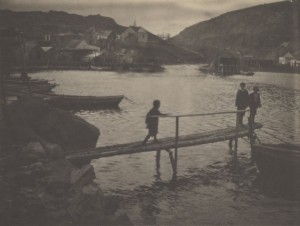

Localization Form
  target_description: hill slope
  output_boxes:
[0,10,201,63]
[0,10,126,38]
[170,1,300,61]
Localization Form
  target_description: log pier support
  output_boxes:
[155,148,177,180]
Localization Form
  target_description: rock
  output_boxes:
[44,143,65,160]
[46,208,69,223]
[29,162,43,169]
[37,109,100,150]
[106,211,133,226]
[15,170,36,187]
[28,161,51,178]
[68,183,104,224]
[45,159,75,196]
[82,183,99,195]
[246,165,258,174]
[6,97,100,151]
[1,143,111,226]
[103,195,122,216]
[70,164,95,188]
[22,142,46,158]
[19,141,47,164]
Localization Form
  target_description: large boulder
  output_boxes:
[6,97,100,151]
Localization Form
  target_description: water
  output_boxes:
[32,65,300,225]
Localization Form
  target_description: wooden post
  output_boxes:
[156,150,161,170]
[174,116,179,177]
[155,150,161,178]
[234,111,239,157]
[0,71,6,153]
[19,34,31,94]
[248,117,254,162]
[166,149,176,174]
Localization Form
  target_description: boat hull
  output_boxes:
[253,143,300,182]
[26,93,124,110]
[5,83,56,94]
[240,71,255,76]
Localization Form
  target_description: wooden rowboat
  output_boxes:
[240,71,255,76]
[23,93,124,110]
[5,83,57,94]
[253,143,300,182]
[4,78,51,85]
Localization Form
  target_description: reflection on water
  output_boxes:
[32,65,300,225]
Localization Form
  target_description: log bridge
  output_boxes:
[66,110,262,179]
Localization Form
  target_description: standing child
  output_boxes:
[249,86,261,124]
[143,100,166,145]
[235,82,249,126]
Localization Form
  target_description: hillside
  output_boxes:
[0,10,201,63]
[170,1,300,61]
[0,10,126,39]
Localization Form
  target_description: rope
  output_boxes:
[124,96,136,104]
[241,137,250,144]
[261,129,290,144]
[253,132,261,144]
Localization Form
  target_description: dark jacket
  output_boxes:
[145,108,161,132]
[235,89,249,109]
[249,92,261,110]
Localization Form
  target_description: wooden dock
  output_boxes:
[67,123,262,166]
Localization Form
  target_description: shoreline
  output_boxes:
[10,63,165,74]
[0,97,133,225]
[9,63,300,75]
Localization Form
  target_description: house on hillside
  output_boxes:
[44,32,82,47]
[157,33,171,40]
[120,26,162,46]
[23,41,54,66]
[85,27,118,51]
[57,40,100,66]
[279,52,295,65]
[280,42,289,48]
[290,59,300,67]
[210,50,240,75]
[119,49,145,64]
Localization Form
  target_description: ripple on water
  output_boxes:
[31,65,300,225]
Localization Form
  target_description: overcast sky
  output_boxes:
[1,0,281,36]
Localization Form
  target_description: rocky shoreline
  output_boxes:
[0,97,133,225]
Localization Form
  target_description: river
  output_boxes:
[32,65,300,225]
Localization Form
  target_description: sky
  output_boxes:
[0,0,281,36]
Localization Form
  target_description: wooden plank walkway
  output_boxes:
[66,123,262,166]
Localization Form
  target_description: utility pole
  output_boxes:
[0,27,19,153]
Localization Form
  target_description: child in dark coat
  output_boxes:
[143,100,165,144]
[249,86,261,124]
[235,82,249,125]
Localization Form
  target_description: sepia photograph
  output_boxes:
[0,0,299,225]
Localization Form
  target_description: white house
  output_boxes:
[279,52,295,65]
[121,26,162,45]
[290,59,300,67]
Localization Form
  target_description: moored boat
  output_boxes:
[5,79,52,85]
[17,93,124,110]
[199,64,211,73]
[240,70,255,76]
[253,143,300,181]
[5,76,57,94]
[5,83,57,94]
